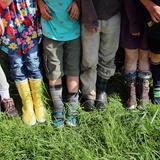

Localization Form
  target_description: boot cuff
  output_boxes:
[138,71,152,80]
[124,72,136,81]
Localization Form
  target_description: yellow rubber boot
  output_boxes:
[29,79,46,123]
[16,80,36,126]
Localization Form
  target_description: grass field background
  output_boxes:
[0,74,159,160]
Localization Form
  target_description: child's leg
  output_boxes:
[24,45,46,123]
[148,36,160,104]
[64,38,80,126]
[0,65,18,116]
[66,76,79,126]
[137,49,151,106]
[49,79,64,127]
[43,37,65,127]
[124,48,138,109]
[80,24,100,111]
[0,65,10,99]
[96,14,120,110]
[124,49,138,73]
[67,76,79,93]
[150,53,160,104]
[24,45,42,80]
[138,49,150,72]
[9,52,36,125]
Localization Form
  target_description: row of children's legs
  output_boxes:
[1,47,159,127]
[123,40,160,109]
[1,23,160,128]
[0,37,81,128]
[124,49,151,109]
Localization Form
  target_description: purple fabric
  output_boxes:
[120,0,148,50]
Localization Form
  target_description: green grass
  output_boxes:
[0,75,160,160]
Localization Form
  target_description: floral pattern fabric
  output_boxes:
[0,0,42,55]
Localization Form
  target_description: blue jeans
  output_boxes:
[9,46,42,81]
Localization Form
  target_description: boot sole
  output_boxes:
[37,119,46,123]
[127,105,137,110]
[23,120,36,126]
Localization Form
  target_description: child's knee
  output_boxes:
[151,53,160,62]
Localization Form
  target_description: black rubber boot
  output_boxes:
[95,75,108,111]
[81,95,95,112]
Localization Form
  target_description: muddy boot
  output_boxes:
[153,87,160,104]
[95,75,108,111]
[50,84,64,128]
[66,93,79,127]
[125,72,137,109]
[81,95,95,112]
[1,98,18,117]
[137,71,151,107]
[151,61,160,104]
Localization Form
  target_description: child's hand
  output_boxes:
[149,5,160,23]
[67,1,79,20]
[140,0,160,23]
[0,18,4,36]
[85,25,99,33]
[38,0,52,20]
[0,0,12,8]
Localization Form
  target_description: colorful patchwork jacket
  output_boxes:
[0,0,42,55]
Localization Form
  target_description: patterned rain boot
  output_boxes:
[137,71,151,107]
[151,61,160,104]
[125,72,137,109]
[153,87,160,104]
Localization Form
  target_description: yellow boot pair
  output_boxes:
[16,79,46,126]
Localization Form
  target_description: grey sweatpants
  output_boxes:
[0,65,10,99]
[80,13,120,98]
